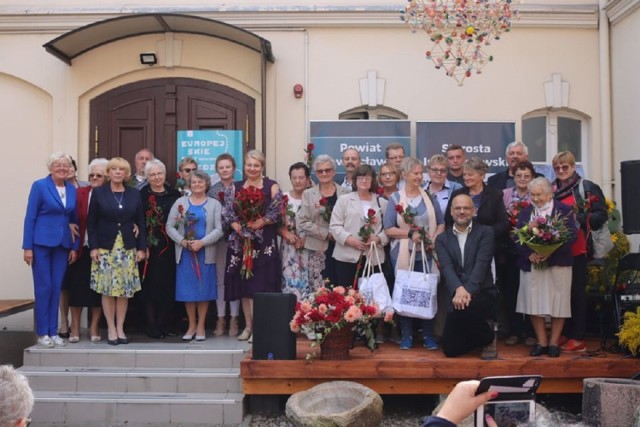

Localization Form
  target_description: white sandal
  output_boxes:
[237,328,252,341]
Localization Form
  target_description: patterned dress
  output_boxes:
[280,192,312,300]
[223,178,282,300]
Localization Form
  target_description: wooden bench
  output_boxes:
[0,299,34,318]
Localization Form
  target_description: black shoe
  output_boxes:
[530,344,549,356]
[162,330,178,337]
[117,337,129,345]
[58,331,70,339]
[107,339,119,346]
[548,345,560,358]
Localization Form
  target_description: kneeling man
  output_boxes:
[435,194,497,358]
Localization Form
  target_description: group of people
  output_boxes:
[22,140,607,358]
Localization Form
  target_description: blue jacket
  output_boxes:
[22,175,79,250]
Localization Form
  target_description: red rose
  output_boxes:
[376,187,385,196]
[148,194,156,204]
[283,194,289,205]
[367,208,376,218]
[177,205,184,214]
[218,192,225,203]
[176,172,181,179]
[307,143,315,151]
[319,197,328,206]
[395,204,404,214]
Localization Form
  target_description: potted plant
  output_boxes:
[290,284,393,360]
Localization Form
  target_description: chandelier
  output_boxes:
[401,0,518,86]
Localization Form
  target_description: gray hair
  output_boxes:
[400,157,423,178]
[0,365,34,427]
[427,154,448,169]
[506,141,528,156]
[144,158,167,178]
[188,169,212,192]
[88,157,109,171]
[462,157,489,176]
[46,151,72,170]
[178,156,198,171]
[313,154,336,171]
[528,176,553,195]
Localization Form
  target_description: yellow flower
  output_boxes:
[466,26,475,35]
[611,234,618,243]
[606,198,615,213]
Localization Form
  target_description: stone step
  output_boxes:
[30,391,244,426]
[20,366,241,393]
[23,345,246,369]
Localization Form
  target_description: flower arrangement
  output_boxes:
[587,199,630,295]
[282,194,297,232]
[394,204,432,245]
[290,284,393,355]
[173,204,201,284]
[319,196,333,223]
[617,307,640,356]
[304,143,315,170]
[514,212,572,269]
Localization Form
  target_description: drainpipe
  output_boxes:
[599,0,613,199]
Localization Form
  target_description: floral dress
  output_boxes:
[280,192,312,300]
[222,178,282,300]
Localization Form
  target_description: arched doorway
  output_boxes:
[89,77,255,179]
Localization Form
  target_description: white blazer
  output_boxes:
[329,192,389,263]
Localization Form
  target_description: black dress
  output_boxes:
[138,185,180,307]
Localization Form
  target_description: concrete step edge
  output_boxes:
[33,390,245,404]
[20,366,240,377]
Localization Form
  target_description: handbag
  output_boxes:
[392,242,439,320]
[579,181,613,259]
[358,243,393,313]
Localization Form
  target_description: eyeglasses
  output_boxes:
[553,164,571,172]
[148,172,164,178]
[316,168,334,175]
[429,168,447,174]
[380,172,396,178]
[89,174,104,179]
[182,168,197,173]
[388,155,405,161]
[452,206,474,211]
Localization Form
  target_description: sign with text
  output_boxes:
[176,130,243,182]
[310,120,410,183]
[415,121,515,174]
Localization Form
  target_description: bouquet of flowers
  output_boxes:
[290,285,393,354]
[358,208,377,243]
[514,212,572,269]
[233,186,266,279]
[394,204,432,246]
[506,199,531,227]
[173,204,201,284]
[175,172,187,195]
[319,197,333,223]
[142,194,169,279]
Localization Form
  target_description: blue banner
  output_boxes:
[310,120,410,182]
[176,130,243,182]
[415,122,515,174]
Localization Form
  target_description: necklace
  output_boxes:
[57,186,66,200]
[112,191,124,209]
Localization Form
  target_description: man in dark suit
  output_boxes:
[435,194,497,358]
[487,141,540,190]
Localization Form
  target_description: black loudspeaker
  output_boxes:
[621,160,640,235]
[252,293,297,360]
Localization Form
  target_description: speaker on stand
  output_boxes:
[252,292,297,360]
[621,160,640,235]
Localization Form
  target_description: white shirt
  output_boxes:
[452,221,473,265]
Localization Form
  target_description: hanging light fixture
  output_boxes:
[401,0,518,86]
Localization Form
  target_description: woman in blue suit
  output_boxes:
[23,152,79,348]
[88,157,147,345]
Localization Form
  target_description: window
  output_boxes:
[339,105,407,120]
[522,110,588,166]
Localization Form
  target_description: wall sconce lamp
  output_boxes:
[139,52,157,66]
[293,84,304,98]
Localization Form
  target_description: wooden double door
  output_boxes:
[89,78,255,181]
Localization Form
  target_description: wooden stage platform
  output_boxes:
[241,337,640,395]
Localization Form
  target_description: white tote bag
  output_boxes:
[358,243,393,313]
[392,242,439,320]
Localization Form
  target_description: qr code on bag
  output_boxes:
[361,288,374,302]
[400,289,433,307]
